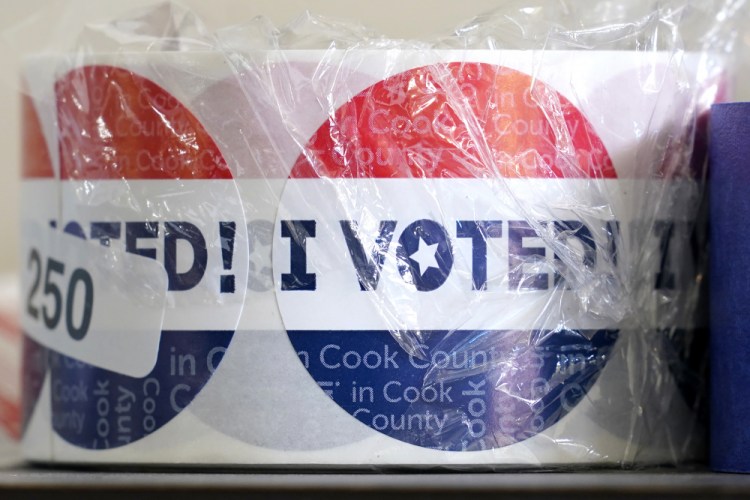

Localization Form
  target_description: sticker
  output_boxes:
[274,63,680,450]
[21,65,248,449]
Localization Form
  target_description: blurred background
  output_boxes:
[0,0,748,274]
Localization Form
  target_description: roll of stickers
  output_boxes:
[710,102,750,473]
[20,50,710,466]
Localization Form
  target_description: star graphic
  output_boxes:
[409,238,440,276]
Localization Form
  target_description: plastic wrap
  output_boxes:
[16,1,745,467]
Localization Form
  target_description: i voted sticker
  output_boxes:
[275,63,654,450]
[21,65,247,449]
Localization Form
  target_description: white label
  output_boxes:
[21,222,168,378]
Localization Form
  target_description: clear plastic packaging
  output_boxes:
[16,0,746,467]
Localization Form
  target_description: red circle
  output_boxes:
[56,65,233,181]
[291,63,615,180]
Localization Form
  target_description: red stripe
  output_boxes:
[0,310,21,440]
[0,312,20,342]
[0,395,20,440]
[292,63,615,180]
[21,91,55,179]
[56,65,233,181]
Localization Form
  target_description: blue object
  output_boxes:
[710,102,750,473]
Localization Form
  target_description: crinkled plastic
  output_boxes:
[15,0,746,467]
